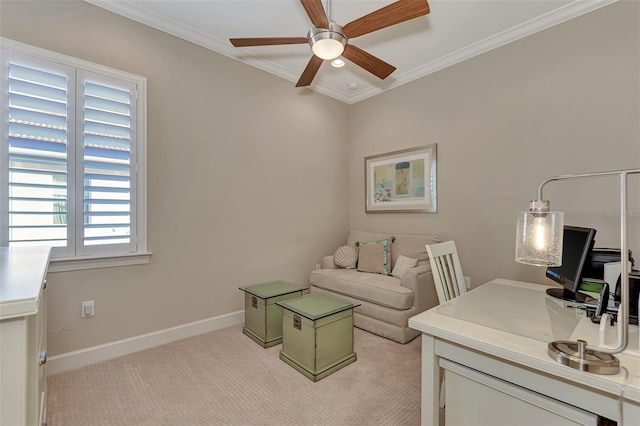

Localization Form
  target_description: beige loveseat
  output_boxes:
[309,230,441,344]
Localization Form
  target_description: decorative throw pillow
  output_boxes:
[356,239,392,275]
[392,255,418,279]
[334,245,358,269]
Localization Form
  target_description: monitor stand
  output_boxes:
[546,287,588,304]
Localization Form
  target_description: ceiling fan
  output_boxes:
[230,0,431,87]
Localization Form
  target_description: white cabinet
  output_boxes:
[0,246,51,426]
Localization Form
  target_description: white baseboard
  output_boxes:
[47,310,244,374]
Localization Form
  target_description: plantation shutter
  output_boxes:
[6,58,73,255]
[4,53,137,256]
[80,71,135,253]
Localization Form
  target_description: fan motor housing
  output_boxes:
[308,21,347,59]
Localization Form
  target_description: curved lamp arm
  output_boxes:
[535,168,639,355]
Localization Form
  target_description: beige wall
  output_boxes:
[1,0,639,356]
[349,1,640,288]
[0,0,350,355]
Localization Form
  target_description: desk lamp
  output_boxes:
[515,168,640,374]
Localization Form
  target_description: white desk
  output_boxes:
[409,278,640,426]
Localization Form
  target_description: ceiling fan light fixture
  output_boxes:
[231,0,431,87]
[308,22,347,60]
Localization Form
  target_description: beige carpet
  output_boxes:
[47,325,427,425]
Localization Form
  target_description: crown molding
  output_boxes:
[84,0,618,105]
[389,0,619,93]
[346,0,618,104]
[83,0,352,102]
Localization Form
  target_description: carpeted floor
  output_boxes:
[47,325,427,425]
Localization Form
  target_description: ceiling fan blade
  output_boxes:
[342,44,396,80]
[300,0,329,29]
[230,37,308,47]
[296,56,323,87]
[342,0,430,39]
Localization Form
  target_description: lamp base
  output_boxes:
[548,340,620,375]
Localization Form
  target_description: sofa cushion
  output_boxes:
[357,238,392,275]
[310,269,413,310]
[334,245,358,269]
[392,255,418,278]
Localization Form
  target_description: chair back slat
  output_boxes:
[426,241,466,304]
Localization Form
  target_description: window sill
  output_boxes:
[48,252,152,273]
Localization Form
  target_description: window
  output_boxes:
[1,39,148,271]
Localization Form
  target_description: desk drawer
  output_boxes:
[441,359,597,426]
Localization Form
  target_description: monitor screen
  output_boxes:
[545,226,596,303]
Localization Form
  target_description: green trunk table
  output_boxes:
[276,293,359,382]
[239,281,306,348]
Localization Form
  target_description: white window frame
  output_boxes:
[1,38,150,272]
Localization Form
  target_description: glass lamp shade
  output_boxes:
[311,38,345,60]
[515,210,564,266]
[308,23,347,60]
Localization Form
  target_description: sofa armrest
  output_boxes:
[400,264,438,312]
[321,255,338,269]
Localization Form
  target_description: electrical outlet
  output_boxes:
[315,264,321,270]
[464,276,471,290]
[81,300,95,317]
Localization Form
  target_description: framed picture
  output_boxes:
[365,144,437,213]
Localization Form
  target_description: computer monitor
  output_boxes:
[545,226,597,303]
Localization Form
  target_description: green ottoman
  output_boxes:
[239,281,306,348]
[277,293,359,382]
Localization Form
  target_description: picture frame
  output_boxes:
[365,144,437,213]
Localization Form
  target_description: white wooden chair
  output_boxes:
[425,240,466,408]
[426,240,466,304]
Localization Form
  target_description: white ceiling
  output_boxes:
[85,0,617,104]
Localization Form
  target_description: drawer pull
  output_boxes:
[39,351,47,366]
[251,296,258,309]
